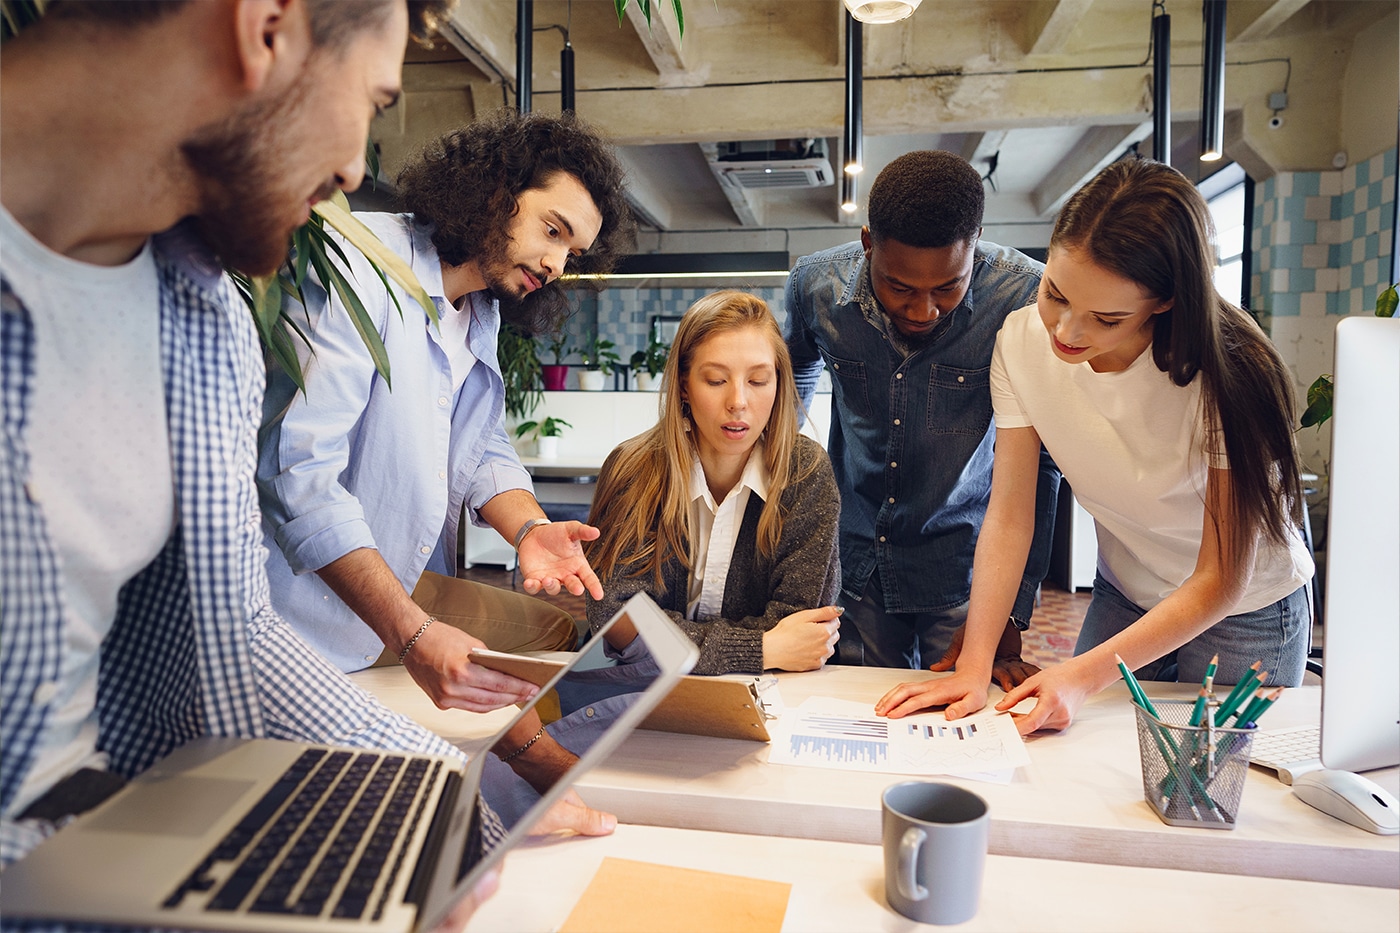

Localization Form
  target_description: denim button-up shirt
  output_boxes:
[785,240,1057,618]
[258,213,533,672]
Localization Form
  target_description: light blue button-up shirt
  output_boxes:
[258,213,534,672]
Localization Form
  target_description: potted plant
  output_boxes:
[497,322,544,419]
[629,332,669,391]
[540,331,572,391]
[577,331,620,391]
[514,416,572,460]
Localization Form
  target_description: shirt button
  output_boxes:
[365,655,376,663]
[893,419,901,426]
[888,497,895,504]
[957,375,966,383]
[438,471,447,480]
[895,373,904,380]
[32,681,58,706]
[420,546,431,555]
[832,363,840,370]
[890,461,898,468]
[438,396,449,406]
[879,536,887,543]
[24,481,40,504]
[585,707,597,718]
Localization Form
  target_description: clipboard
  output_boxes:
[470,648,775,742]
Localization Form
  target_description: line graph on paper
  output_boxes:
[767,697,1030,776]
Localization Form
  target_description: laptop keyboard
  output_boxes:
[1249,724,1323,784]
[163,748,441,921]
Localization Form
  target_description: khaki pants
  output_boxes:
[370,570,579,668]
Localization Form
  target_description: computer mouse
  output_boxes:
[1291,769,1400,835]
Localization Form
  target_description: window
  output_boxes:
[1199,162,1248,307]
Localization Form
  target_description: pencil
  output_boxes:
[1201,654,1219,698]
[1115,654,1159,718]
[1215,665,1264,722]
[1189,687,1210,727]
[1239,687,1284,727]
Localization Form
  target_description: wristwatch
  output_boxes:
[1008,614,1030,632]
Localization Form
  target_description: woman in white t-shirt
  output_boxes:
[877,159,1313,734]
[584,291,843,675]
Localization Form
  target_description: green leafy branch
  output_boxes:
[1299,283,1397,429]
[614,0,685,38]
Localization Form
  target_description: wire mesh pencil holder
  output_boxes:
[1133,700,1254,830]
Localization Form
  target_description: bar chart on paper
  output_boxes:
[768,697,1030,777]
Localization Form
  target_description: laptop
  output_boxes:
[0,592,697,932]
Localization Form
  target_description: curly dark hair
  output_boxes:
[867,150,984,249]
[46,0,449,47]
[395,108,636,333]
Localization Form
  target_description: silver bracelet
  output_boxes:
[498,725,546,763]
[513,517,552,550]
[397,616,437,664]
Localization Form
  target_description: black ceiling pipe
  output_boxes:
[1200,0,1226,161]
[516,0,533,114]
[1152,7,1171,164]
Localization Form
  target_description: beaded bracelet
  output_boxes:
[397,616,437,664]
[498,725,546,763]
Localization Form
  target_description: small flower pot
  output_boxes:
[577,370,607,391]
[542,364,570,391]
[536,436,559,459]
[634,372,660,392]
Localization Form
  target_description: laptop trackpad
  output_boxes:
[86,777,255,837]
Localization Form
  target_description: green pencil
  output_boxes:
[1115,653,1159,718]
[1232,688,1268,726]
[1188,687,1210,727]
[1215,660,1262,715]
[1236,687,1284,727]
[1216,666,1265,722]
[1201,654,1219,698]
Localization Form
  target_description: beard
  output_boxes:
[180,68,327,276]
[476,236,547,330]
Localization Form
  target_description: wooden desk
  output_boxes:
[465,823,1399,933]
[351,666,1400,888]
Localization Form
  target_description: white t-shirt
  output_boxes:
[686,447,771,620]
[436,294,478,394]
[0,205,175,816]
[991,304,1311,613]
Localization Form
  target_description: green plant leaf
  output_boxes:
[365,139,381,192]
[307,243,393,388]
[670,0,684,37]
[1376,284,1397,318]
[514,420,539,439]
[314,198,437,328]
[1300,374,1333,429]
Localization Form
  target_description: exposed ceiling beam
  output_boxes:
[1027,0,1096,56]
[1032,121,1153,217]
[1233,0,1312,43]
[441,4,517,86]
[623,1,694,85]
[961,130,1009,170]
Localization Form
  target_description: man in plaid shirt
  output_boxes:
[0,0,610,915]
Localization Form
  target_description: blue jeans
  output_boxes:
[1075,573,1309,687]
[842,576,969,670]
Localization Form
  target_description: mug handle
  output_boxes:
[897,827,929,901]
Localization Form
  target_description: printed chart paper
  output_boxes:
[766,697,1030,777]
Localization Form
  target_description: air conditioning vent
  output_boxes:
[715,163,833,189]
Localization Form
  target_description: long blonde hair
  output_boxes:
[587,291,812,588]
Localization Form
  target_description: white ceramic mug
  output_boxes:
[881,781,990,925]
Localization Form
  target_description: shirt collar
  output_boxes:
[687,443,772,510]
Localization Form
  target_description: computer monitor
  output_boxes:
[1319,315,1400,772]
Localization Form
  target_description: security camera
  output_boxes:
[1268,115,1285,130]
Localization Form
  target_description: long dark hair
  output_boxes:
[1052,158,1303,560]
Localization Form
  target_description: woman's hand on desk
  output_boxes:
[992,656,1099,735]
[762,606,843,671]
[874,670,989,722]
[517,521,605,600]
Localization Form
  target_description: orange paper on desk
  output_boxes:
[559,857,790,933]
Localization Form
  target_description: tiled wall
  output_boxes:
[1251,147,1397,470]
[557,286,788,366]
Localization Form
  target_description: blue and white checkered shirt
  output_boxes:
[0,221,500,870]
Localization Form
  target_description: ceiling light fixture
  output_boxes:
[843,0,921,25]
[842,11,864,215]
[1199,0,1226,162]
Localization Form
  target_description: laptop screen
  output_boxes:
[416,593,697,931]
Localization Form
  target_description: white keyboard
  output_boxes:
[1249,724,1323,785]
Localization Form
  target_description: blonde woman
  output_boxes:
[586,291,843,675]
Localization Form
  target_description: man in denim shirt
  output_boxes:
[785,151,1060,677]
